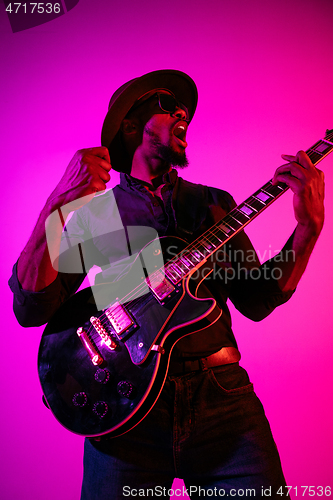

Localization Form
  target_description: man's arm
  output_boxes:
[272,150,325,292]
[225,150,324,322]
[17,147,111,292]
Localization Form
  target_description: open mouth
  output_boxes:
[172,121,188,148]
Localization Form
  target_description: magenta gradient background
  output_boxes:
[1,0,333,498]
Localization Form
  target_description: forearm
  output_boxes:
[17,201,68,292]
[273,221,323,292]
[271,150,325,292]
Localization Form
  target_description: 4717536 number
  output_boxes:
[277,486,331,496]
[5,3,61,14]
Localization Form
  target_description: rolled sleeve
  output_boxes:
[9,262,85,327]
[229,265,295,322]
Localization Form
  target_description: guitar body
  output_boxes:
[38,236,221,437]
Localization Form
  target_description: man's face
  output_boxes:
[129,91,189,168]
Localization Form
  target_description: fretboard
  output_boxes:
[163,129,333,285]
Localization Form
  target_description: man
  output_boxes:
[9,70,324,499]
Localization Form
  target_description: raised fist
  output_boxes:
[47,147,111,213]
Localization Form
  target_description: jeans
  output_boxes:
[81,363,289,499]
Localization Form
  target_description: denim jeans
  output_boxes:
[81,363,289,499]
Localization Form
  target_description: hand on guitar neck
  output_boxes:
[271,149,325,292]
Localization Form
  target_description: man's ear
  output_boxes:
[121,119,139,135]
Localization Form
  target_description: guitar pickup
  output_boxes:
[145,271,175,302]
[105,302,134,340]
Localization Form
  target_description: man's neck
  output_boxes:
[130,153,172,187]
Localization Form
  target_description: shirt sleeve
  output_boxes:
[8,261,86,327]
[226,231,295,321]
[8,209,89,328]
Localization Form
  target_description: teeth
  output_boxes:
[173,122,187,142]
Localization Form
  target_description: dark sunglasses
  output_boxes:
[130,91,190,123]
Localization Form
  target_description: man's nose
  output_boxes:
[172,106,188,121]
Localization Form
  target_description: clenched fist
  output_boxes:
[47,147,112,213]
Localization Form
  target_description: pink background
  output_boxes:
[1,0,333,498]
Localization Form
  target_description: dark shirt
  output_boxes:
[9,170,294,358]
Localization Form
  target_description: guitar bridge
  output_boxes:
[90,317,117,350]
[77,327,104,366]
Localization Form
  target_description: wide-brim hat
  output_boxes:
[101,69,198,173]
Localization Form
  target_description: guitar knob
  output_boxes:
[92,401,109,418]
[117,380,134,398]
[94,369,110,384]
[72,392,88,407]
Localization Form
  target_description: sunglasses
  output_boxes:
[130,90,190,123]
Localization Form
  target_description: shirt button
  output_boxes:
[153,202,159,207]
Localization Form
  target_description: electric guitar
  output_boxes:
[38,130,333,438]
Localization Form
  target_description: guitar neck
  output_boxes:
[163,130,333,285]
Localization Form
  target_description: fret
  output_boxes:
[207,229,224,246]
[230,212,244,225]
[212,227,229,243]
[325,130,333,142]
[157,131,333,289]
[246,195,266,211]
[306,140,333,167]
[254,190,271,203]
[191,248,206,260]
[201,236,217,251]
[178,253,195,269]
[307,151,323,165]
[164,269,178,284]
[225,214,243,229]
[218,222,234,235]
[183,251,201,265]
[165,263,183,283]
[174,258,191,273]
[260,187,274,199]
[239,203,256,217]
[169,262,185,276]
[195,242,212,257]
[311,140,333,155]
[233,208,251,224]
[244,201,258,213]
[164,267,180,283]
[263,182,287,198]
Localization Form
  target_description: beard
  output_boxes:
[144,126,189,169]
[156,144,189,169]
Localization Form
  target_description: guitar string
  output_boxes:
[94,180,282,324]
[92,172,311,320]
[93,153,332,340]
[90,135,333,333]
[92,191,277,337]
[94,152,324,318]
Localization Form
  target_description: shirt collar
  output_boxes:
[120,169,178,190]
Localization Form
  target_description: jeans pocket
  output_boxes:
[207,365,254,396]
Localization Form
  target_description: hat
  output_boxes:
[101,69,198,173]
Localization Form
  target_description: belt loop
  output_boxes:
[200,357,208,371]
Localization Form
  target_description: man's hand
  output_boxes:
[272,150,325,235]
[47,147,112,213]
[16,147,111,292]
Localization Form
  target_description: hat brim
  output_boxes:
[101,69,198,173]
